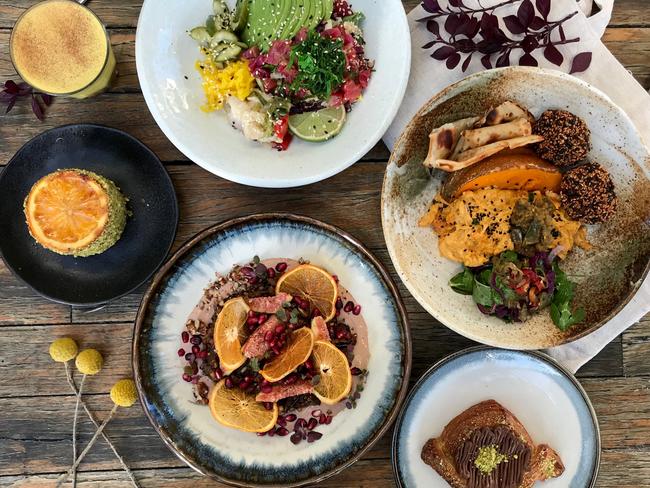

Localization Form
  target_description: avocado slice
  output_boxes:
[257,0,287,50]
[321,0,333,24]
[241,0,265,46]
[281,0,309,40]
[308,0,323,31]
[270,0,294,42]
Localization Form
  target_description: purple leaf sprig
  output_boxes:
[1,80,54,121]
[420,0,592,74]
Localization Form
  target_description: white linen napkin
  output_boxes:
[383,0,650,373]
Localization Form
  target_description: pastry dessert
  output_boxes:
[24,169,128,257]
[421,400,564,488]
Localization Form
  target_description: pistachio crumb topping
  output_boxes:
[474,445,508,474]
[542,458,557,478]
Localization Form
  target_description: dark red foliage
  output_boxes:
[419,0,592,74]
[1,80,54,120]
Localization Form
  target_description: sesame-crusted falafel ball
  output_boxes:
[560,162,617,224]
[533,110,591,167]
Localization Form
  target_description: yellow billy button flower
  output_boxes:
[110,379,138,408]
[75,349,104,375]
[49,337,78,363]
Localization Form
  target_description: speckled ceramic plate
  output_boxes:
[133,214,411,487]
[392,346,600,488]
[382,67,650,349]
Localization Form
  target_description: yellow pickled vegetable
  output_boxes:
[196,58,254,111]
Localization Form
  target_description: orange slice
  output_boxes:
[24,170,109,254]
[275,264,338,321]
[214,297,250,374]
[208,379,278,433]
[311,341,352,405]
[260,327,314,382]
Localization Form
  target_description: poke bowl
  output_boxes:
[135,0,410,188]
[382,67,650,350]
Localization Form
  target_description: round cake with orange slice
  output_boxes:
[24,169,127,257]
[178,257,370,443]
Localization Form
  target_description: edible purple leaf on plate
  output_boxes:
[544,44,564,66]
[536,0,551,19]
[504,15,526,35]
[570,52,592,74]
[517,0,535,28]
[446,52,462,69]
[519,52,538,66]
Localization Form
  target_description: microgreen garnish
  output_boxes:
[419,0,592,73]
[289,30,346,99]
[1,80,54,121]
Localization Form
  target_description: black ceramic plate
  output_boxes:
[0,124,179,307]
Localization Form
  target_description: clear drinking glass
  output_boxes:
[10,0,117,99]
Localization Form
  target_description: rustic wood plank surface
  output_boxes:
[0,0,648,487]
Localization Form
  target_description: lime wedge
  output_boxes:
[288,105,347,142]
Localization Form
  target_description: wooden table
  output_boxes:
[1,1,649,486]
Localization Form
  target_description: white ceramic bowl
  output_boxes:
[135,0,411,188]
[382,67,650,349]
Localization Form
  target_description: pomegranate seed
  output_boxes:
[249,276,259,285]
[311,409,322,418]
[258,314,268,325]
[177,348,185,357]
[275,262,288,272]
[335,298,343,310]
[275,324,286,335]
[290,433,302,444]
[191,377,199,384]
[261,384,273,393]
[307,418,318,430]
[263,402,273,410]
[332,274,339,283]
[214,367,224,380]
[276,427,289,436]
[265,331,274,342]
[307,431,323,443]
[185,352,195,362]
[261,379,271,386]
[272,346,281,355]
[336,330,346,340]
[283,374,297,385]
[335,309,341,317]
[190,335,202,345]
[182,373,192,382]
[269,339,277,348]
[267,428,276,437]
[192,345,200,354]
[325,415,333,425]
[247,324,257,334]
[353,305,362,315]
[304,360,314,371]
[198,350,208,359]
[285,413,297,422]
[241,266,255,277]
[319,414,327,424]
[351,367,362,376]
[311,308,322,318]
[294,419,307,431]
[224,377,234,388]
[267,267,276,278]
[248,310,256,318]
[344,301,354,313]
[277,416,287,427]
[257,431,266,437]
[239,380,250,390]
[247,317,259,326]
[181,331,190,343]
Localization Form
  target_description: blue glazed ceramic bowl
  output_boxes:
[392,346,600,488]
[133,214,411,487]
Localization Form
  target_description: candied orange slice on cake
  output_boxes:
[214,297,250,373]
[275,264,338,321]
[24,170,109,254]
[260,327,314,382]
[208,379,278,433]
[311,340,352,405]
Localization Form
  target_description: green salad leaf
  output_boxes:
[289,30,346,99]
[550,264,585,331]
[449,269,474,295]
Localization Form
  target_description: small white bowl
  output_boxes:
[136,0,411,188]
